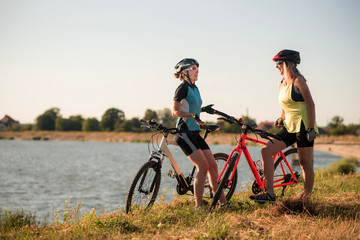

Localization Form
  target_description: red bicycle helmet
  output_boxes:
[272,49,300,64]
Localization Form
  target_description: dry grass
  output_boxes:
[1,172,359,239]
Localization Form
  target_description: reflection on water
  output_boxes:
[0,140,342,221]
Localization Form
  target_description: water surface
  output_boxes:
[0,140,342,221]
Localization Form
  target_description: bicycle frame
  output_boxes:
[148,133,191,190]
[218,131,298,191]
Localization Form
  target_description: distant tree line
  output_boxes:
[325,116,360,136]
[6,107,177,132]
[4,108,360,136]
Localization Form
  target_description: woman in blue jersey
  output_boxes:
[250,50,318,206]
[171,58,227,208]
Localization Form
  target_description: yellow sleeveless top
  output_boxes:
[279,81,318,133]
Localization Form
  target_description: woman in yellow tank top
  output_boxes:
[250,50,317,206]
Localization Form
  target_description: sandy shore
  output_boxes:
[313,142,360,159]
[1,131,359,160]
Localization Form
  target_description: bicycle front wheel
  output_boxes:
[273,147,301,195]
[125,160,161,213]
[203,153,237,201]
[209,151,238,211]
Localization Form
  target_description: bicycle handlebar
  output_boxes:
[201,105,282,142]
[140,119,179,135]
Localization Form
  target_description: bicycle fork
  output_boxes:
[217,150,241,188]
[136,153,162,195]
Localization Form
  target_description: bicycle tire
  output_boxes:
[125,160,161,213]
[209,152,239,211]
[273,147,301,196]
[203,153,237,201]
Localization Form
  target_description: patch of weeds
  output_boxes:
[53,197,82,225]
[323,157,357,175]
[0,209,36,233]
[208,224,230,239]
[95,216,142,233]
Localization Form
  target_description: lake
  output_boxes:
[0,140,343,221]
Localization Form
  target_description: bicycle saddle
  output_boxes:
[201,124,220,132]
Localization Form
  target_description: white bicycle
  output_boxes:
[125,119,238,213]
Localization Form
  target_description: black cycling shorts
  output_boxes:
[276,121,314,148]
[174,130,210,156]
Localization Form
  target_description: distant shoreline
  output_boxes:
[1,131,359,159]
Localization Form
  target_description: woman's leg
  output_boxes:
[187,150,209,207]
[261,139,287,193]
[297,147,314,198]
[202,149,227,205]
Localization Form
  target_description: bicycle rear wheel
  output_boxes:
[203,153,237,201]
[273,147,301,196]
[209,152,238,211]
[125,160,161,213]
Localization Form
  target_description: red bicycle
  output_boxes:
[206,107,301,211]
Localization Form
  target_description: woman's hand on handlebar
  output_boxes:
[201,104,215,114]
[193,113,204,126]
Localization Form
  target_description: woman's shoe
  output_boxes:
[250,191,276,203]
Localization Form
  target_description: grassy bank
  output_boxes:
[1,161,359,239]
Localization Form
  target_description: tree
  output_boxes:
[327,116,344,129]
[157,108,176,128]
[35,108,60,130]
[55,117,70,131]
[55,115,84,131]
[69,115,83,131]
[115,117,142,132]
[241,115,257,126]
[82,118,100,131]
[347,124,360,136]
[100,108,125,131]
[216,120,239,133]
[327,116,346,135]
[143,109,158,121]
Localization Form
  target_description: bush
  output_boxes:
[0,209,36,233]
[55,115,83,131]
[82,118,101,131]
[324,157,358,175]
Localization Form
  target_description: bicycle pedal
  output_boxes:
[168,170,176,178]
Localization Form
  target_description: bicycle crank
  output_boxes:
[176,182,188,195]
[251,181,262,194]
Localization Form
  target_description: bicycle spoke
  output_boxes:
[126,161,161,213]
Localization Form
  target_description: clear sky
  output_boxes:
[1,0,359,126]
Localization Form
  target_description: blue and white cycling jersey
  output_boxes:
[173,80,202,132]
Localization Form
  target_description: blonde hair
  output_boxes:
[284,61,307,82]
[174,72,186,81]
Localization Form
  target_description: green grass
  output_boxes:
[1,159,360,239]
